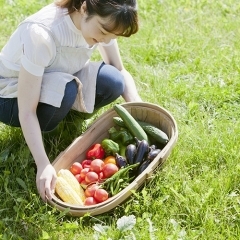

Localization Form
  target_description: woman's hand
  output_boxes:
[36,163,57,201]
[120,68,142,102]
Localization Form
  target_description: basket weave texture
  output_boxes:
[48,102,178,216]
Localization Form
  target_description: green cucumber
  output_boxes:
[137,121,169,145]
[113,105,149,142]
[113,115,169,145]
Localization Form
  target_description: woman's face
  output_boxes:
[80,14,118,45]
[72,2,119,46]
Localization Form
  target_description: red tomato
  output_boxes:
[74,173,82,183]
[102,163,119,178]
[98,171,104,181]
[94,188,109,203]
[84,197,98,205]
[70,162,83,175]
[90,159,104,173]
[80,168,90,179]
[85,171,99,184]
[81,159,92,169]
[85,184,99,197]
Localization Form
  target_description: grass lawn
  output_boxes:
[0,0,240,239]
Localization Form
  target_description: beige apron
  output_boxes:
[38,21,102,113]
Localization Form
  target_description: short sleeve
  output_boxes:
[20,23,56,76]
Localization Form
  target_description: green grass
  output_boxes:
[1,0,240,239]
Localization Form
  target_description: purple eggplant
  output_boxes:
[147,148,161,161]
[134,137,141,147]
[149,144,157,150]
[134,139,149,164]
[115,153,127,168]
[125,144,137,165]
[137,160,151,175]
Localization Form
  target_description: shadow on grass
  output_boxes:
[42,110,99,159]
[0,124,25,163]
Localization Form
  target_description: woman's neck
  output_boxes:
[70,11,81,30]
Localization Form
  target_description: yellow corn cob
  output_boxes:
[57,169,85,201]
[55,176,84,205]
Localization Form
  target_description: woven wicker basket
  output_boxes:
[48,102,178,216]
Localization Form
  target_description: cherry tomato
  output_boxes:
[94,188,109,203]
[74,173,82,183]
[102,163,119,178]
[90,159,104,173]
[70,162,83,175]
[84,197,98,205]
[104,156,117,165]
[85,184,99,197]
[81,159,92,169]
[80,168,90,179]
[85,171,99,184]
[98,171,104,181]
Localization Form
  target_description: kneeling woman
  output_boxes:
[0,0,142,201]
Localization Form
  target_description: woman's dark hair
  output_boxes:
[55,0,138,37]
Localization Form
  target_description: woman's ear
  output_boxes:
[80,1,87,15]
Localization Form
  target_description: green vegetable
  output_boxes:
[137,121,169,145]
[114,105,149,142]
[101,163,140,196]
[119,144,126,157]
[113,117,126,127]
[113,116,169,145]
[101,139,119,156]
[108,126,134,146]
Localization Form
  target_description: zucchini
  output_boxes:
[112,116,169,145]
[137,121,169,145]
[114,105,149,142]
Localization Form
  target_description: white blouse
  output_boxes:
[0,3,115,112]
[0,3,114,77]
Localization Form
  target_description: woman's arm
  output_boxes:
[98,40,142,102]
[18,65,57,201]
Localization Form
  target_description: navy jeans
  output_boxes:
[0,63,124,131]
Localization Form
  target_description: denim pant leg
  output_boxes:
[0,64,124,131]
[0,98,19,127]
[0,80,78,132]
[94,63,125,109]
[37,80,78,131]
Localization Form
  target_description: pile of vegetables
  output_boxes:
[55,104,169,206]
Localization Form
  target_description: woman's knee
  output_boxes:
[94,64,125,109]
[96,63,125,97]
